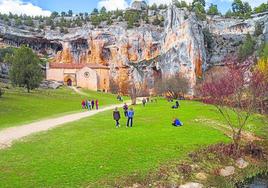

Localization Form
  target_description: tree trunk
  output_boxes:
[131,96,137,105]
[130,85,137,105]
[233,131,241,151]
[26,84,30,93]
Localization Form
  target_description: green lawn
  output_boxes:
[0,100,266,187]
[0,100,230,187]
[0,87,121,129]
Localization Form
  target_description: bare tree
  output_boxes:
[129,81,137,105]
[109,78,119,94]
[199,57,267,148]
[155,74,190,99]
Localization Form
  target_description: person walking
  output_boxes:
[81,100,86,109]
[87,99,91,110]
[95,99,99,110]
[113,107,121,128]
[127,108,134,127]
[142,98,146,107]
[123,103,128,117]
[91,100,95,109]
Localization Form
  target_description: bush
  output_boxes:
[155,74,190,99]
[152,17,161,26]
[0,87,4,98]
[91,15,101,27]
[255,22,264,36]
[238,33,255,61]
[203,28,213,50]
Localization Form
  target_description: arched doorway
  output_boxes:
[67,79,72,86]
[64,74,76,87]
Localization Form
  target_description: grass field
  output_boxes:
[0,100,229,187]
[0,87,121,129]
[0,99,266,187]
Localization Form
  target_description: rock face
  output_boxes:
[0,6,267,93]
[39,80,63,89]
[195,172,207,180]
[206,14,268,65]
[0,63,9,83]
[236,158,249,169]
[131,1,148,10]
[179,182,204,188]
[219,166,235,177]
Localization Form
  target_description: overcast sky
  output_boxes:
[0,0,267,16]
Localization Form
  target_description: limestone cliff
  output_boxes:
[0,6,267,94]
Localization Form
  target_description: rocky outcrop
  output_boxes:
[179,182,204,188]
[48,7,206,93]
[39,80,63,89]
[0,6,267,93]
[206,14,268,65]
[131,1,148,10]
[219,166,235,177]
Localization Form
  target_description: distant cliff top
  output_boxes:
[131,1,148,10]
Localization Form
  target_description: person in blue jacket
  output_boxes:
[127,108,134,127]
[172,118,183,127]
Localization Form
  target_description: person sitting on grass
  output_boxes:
[172,100,180,109]
[113,107,121,128]
[172,118,183,127]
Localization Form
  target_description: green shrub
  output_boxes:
[254,22,264,36]
[203,28,213,50]
[0,86,4,98]
[238,33,256,61]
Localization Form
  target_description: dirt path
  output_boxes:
[0,100,138,150]
[70,86,88,96]
[193,118,262,142]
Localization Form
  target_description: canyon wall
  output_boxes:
[0,5,267,94]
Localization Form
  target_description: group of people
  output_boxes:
[142,97,157,107]
[112,98,184,129]
[81,99,99,110]
[170,99,182,126]
[113,103,135,128]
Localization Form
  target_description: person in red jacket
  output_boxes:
[81,100,86,109]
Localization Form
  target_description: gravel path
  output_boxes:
[0,101,135,150]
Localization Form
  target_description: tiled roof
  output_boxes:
[49,63,109,70]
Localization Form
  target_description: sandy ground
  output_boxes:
[0,100,137,150]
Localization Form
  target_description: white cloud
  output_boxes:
[0,0,51,16]
[98,0,128,11]
[242,0,267,7]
